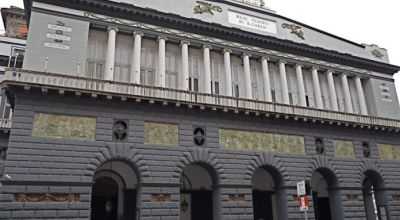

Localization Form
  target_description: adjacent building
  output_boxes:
[0,0,399,219]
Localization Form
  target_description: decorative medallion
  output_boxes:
[371,49,384,59]
[15,194,80,202]
[113,120,128,142]
[151,194,172,202]
[346,195,359,202]
[282,23,305,40]
[194,1,222,15]
[194,127,206,146]
[362,142,371,158]
[228,194,246,202]
[315,138,324,155]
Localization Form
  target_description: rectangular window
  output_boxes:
[166,52,178,89]
[251,67,259,100]
[289,93,293,105]
[141,48,156,86]
[232,64,240,98]
[306,95,310,107]
[211,60,221,95]
[271,90,276,103]
[86,32,106,79]
[189,56,200,92]
[114,44,131,82]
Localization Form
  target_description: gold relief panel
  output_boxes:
[219,129,305,154]
[144,122,179,146]
[32,113,96,140]
[378,144,400,160]
[332,139,355,158]
[15,194,80,202]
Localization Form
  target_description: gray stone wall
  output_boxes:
[0,92,400,220]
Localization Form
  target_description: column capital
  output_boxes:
[295,63,304,68]
[279,60,287,64]
[311,66,319,71]
[107,26,118,32]
[326,69,335,74]
[133,31,144,37]
[241,53,251,58]
[223,48,232,54]
[157,36,168,42]
[203,44,212,49]
[180,40,191,46]
[260,56,269,61]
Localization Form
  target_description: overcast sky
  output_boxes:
[1,0,400,100]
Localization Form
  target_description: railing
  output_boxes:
[3,68,400,129]
[0,119,12,129]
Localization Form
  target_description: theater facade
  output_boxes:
[1,0,400,219]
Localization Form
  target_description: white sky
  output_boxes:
[1,0,400,101]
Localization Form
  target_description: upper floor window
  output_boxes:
[140,47,156,86]
[211,60,221,95]
[114,42,131,82]
[231,63,241,98]
[189,55,199,92]
[86,34,106,79]
[166,52,178,89]
[251,67,259,100]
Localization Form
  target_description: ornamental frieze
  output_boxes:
[15,194,80,202]
[219,129,305,154]
[32,113,96,140]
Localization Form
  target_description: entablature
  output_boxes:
[27,0,400,75]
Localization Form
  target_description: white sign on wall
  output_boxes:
[48,24,72,32]
[46,33,72,42]
[297,181,306,196]
[228,10,277,34]
[44,42,70,50]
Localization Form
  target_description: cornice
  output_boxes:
[26,0,400,75]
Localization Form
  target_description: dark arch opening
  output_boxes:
[363,170,389,220]
[91,160,140,220]
[311,167,343,220]
[251,165,288,220]
[180,162,220,220]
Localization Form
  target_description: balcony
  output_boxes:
[2,68,400,130]
[0,119,11,130]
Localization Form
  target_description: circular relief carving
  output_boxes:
[193,127,205,146]
[362,142,371,158]
[113,120,128,142]
[315,138,324,155]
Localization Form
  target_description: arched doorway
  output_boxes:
[363,170,389,220]
[180,164,218,220]
[311,168,343,220]
[252,166,287,220]
[91,161,139,220]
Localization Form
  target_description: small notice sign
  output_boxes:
[297,181,306,196]
[298,196,309,211]
[228,10,277,34]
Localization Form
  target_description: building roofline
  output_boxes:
[1,6,26,29]
[25,0,400,74]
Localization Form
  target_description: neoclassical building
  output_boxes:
[0,0,400,219]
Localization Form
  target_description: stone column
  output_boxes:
[131,31,143,84]
[312,67,324,109]
[157,36,167,87]
[203,45,212,94]
[279,60,290,105]
[295,64,307,107]
[104,27,118,81]
[341,74,354,113]
[223,49,233,96]
[180,41,190,90]
[355,76,368,115]
[326,70,339,111]
[242,53,252,99]
[261,56,272,102]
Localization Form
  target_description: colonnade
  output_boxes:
[102,27,368,115]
